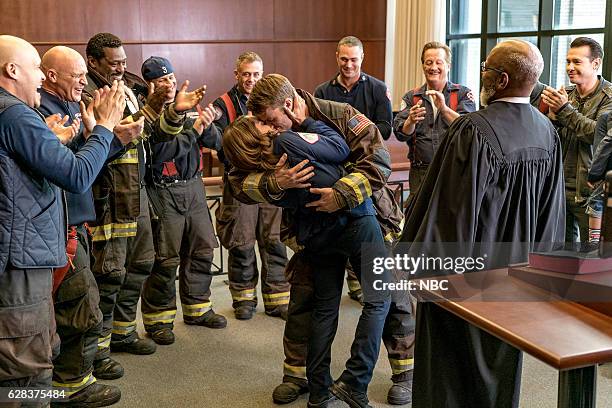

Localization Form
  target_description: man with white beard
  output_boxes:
[399,40,566,408]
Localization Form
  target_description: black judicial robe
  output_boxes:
[399,101,566,408]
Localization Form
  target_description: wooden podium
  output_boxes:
[414,267,612,408]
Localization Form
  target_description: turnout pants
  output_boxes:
[92,188,155,360]
[141,178,219,331]
[282,244,415,385]
[0,268,55,408]
[52,225,101,396]
[216,181,290,311]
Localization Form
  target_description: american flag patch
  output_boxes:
[347,114,372,135]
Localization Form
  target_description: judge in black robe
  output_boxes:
[399,40,566,408]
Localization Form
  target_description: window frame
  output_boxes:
[446,0,612,88]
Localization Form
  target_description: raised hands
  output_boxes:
[46,113,80,145]
[113,116,145,145]
[174,81,206,112]
[79,100,96,139]
[92,80,127,132]
[402,99,426,135]
[541,86,569,113]
[192,103,217,135]
[146,82,172,114]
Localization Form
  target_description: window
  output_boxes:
[447,0,610,105]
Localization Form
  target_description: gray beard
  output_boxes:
[480,85,496,107]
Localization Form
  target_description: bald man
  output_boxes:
[38,45,143,407]
[0,35,124,400]
[399,40,565,407]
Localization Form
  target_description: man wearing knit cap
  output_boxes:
[140,56,227,345]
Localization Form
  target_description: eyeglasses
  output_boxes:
[480,61,505,74]
[57,72,87,81]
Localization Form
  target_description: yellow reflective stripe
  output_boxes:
[262,292,289,306]
[53,373,96,396]
[389,358,414,374]
[385,217,405,243]
[230,288,256,302]
[112,320,137,335]
[182,302,212,317]
[347,279,361,292]
[262,292,290,299]
[159,111,183,135]
[243,173,266,202]
[110,148,139,165]
[142,310,177,326]
[97,334,111,350]
[343,173,371,204]
[264,299,289,306]
[283,363,306,379]
[90,222,137,242]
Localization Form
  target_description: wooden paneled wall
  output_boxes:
[1,0,387,104]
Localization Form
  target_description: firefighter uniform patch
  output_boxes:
[298,132,319,144]
[347,114,372,135]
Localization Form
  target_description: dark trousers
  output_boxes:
[565,191,589,243]
[306,216,391,398]
[0,268,55,397]
[412,302,522,408]
[282,253,415,384]
[0,371,53,408]
[92,188,155,360]
[405,165,428,212]
[216,181,290,311]
[142,178,219,331]
[52,226,101,395]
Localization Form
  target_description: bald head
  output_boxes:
[481,40,544,105]
[0,35,45,107]
[41,46,88,102]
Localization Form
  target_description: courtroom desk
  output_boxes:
[413,269,612,408]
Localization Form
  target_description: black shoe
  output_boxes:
[387,380,412,405]
[330,380,372,408]
[185,309,227,328]
[272,380,308,404]
[151,328,175,345]
[234,305,255,320]
[110,336,156,355]
[307,393,336,408]
[51,382,121,407]
[348,289,364,305]
[265,304,288,321]
[93,358,124,380]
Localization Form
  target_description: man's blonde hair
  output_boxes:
[421,41,452,64]
[247,73,295,115]
[222,116,278,171]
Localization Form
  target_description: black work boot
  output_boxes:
[307,393,336,408]
[234,305,255,320]
[185,309,227,328]
[265,304,288,320]
[272,378,308,404]
[150,328,175,345]
[93,358,124,380]
[330,380,372,408]
[51,382,121,407]
[110,335,156,355]
[387,380,412,405]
